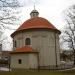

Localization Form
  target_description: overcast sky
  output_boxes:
[2,0,75,50]
[18,0,75,30]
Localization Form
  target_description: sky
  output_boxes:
[18,0,75,30]
[2,0,75,50]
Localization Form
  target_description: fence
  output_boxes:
[37,64,74,70]
[0,63,74,71]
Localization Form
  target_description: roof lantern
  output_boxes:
[30,5,39,18]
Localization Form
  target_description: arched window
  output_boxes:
[25,38,31,45]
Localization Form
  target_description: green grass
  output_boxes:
[0,70,75,75]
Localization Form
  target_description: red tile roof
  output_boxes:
[10,46,38,54]
[11,17,60,37]
[17,17,56,31]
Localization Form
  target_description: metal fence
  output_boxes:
[0,63,75,71]
[37,64,74,70]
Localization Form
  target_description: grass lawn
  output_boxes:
[0,70,75,75]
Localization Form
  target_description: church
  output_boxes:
[10,8,61,69]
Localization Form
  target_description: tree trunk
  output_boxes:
[73,50,75,65]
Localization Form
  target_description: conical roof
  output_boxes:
[17,17,57,31]
[11,9,61,37]
[11,17,60,37]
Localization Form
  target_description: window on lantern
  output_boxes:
[25,38,31,45]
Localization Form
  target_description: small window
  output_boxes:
[18,59,22,64]
[25,38,31,45]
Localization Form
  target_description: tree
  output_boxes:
[0,0,20,38]
[0,0,20,49]
[61,5,75,65]
[0,0,20,29]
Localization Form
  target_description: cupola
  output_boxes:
[30,6,39,18]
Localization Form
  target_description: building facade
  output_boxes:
[10,8,61,69]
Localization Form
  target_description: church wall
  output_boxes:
[55,33,61,65]
[10,53,38,69]
[36,32,58,67]
[10,54,30,69]
[13,30,60,68]
[29,53,38,69]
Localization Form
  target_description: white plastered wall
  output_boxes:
[13,30,60,67]
[10,53,38,69]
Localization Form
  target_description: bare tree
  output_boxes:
[0,0,20,30]
[61,5,75,65]
[0,0,20,7]
[0,0,20,49]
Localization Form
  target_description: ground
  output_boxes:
[0,70,75,75]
